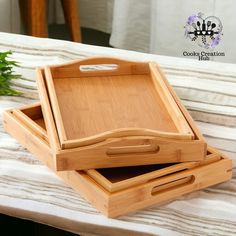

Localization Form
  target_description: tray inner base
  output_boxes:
[96,164,177,183]
[53,74,179,140]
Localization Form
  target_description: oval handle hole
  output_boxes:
[151,175,195,196]
[106,144,160,157]
[79,64,118,72]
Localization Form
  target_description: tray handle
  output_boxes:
[150,174,195,196]
[103,135,190,158]
[145,159,232,198]
[106,140,160,157]
[57,134,206,170]
[49,57,150,78]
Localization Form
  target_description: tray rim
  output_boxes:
[42,57,195,149]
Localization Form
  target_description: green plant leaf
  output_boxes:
[0,51,22,96]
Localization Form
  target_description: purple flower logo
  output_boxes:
[187,15,198,25]
[211,34,221,48]
[184,13,223,49]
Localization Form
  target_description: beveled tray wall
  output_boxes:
[3,104,232,218]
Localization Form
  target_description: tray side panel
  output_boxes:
[86,151,221,193]
[56,138,206,170]
[3,110,55,170]
[12,109,48,143]
[107,158,232,217]
[36,68,62,152]
[158,64,206,142]
[149,63,194,137]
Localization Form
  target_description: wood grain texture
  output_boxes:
[36,68,61,152]
[86,151,221,193]
[3,110,55,170]
[3,106,232,218]
[158,64,206,142]
[13,109,48,144]
[54,74,178,139]
[106,157,232,217]
[42,57,194,150]
[36,66,206,170]
[149,63,193,136]
[55,138,206,170]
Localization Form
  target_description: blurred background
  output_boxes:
[0,0,236,63]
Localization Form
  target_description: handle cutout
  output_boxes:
[151,175,195,196]
[79,64,118,72]
[106,144,160,157]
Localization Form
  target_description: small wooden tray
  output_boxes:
[43,57,194,148]
[36,60,206,170]
[3,104,232,218]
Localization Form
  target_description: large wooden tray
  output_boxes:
[36,60,206,170]
[3,103,232,218]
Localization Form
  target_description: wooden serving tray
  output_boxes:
[43,57,194,148]
[36,60,206,170]
[3,104,232,218]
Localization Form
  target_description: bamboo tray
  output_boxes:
[43,57,194,148]
[36,59,206,170]
[3,103,232,218]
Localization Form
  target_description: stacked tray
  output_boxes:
[3,57,232,217]
[37,57,207,170]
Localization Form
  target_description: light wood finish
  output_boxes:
[149,63,192,137]
[36,69,61,152]
[86,150,220,193]
[12,103,48,143]
[19,0,81,42]
[43,57,194,149]
[158,64,206,142]
[56,138,206,170]
[106,157,231,217]
[3,109,55,170]
[3,105,232,218]
[37,68,206,170]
